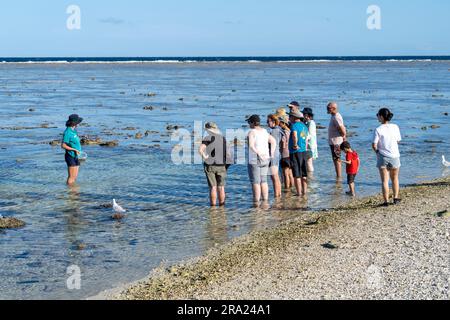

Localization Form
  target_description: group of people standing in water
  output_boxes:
[199,101,402,208]
[61,101,402,209]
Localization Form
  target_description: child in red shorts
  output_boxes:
[339,141,360,197]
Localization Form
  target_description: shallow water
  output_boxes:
[0,61,449,299]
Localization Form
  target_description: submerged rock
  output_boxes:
[49,139,60,146]
[0,217,26,229]
[98,203,113,209]
[99,140,119,147]
[145,93,157,97]
[112,213,125,220]
[80,136,102,145]
[430,125,441,129]
[135,133,143,139]
[166,125,183,131]
[80,136,119,147]
[145,130,159,136]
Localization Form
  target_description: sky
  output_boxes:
[0,0,449,57]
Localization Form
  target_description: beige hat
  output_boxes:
[288,110,304,119]
[275,107,287,118]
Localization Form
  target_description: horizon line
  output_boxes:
[1,54,450,59]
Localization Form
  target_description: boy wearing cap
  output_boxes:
[199,122,229,206]
[61,114,83,185]
[289,111,310,196]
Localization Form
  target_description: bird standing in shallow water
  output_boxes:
[112,199,126,220]
[113,199,126,213]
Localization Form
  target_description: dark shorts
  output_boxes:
[280,157,291,169]
[65,153,80,167]
[204,165,227,188]
[330,144,342,161]
[347,174,357,184]
[290,152,308,178]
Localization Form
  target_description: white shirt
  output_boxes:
[373,123,402,158]
[248,128,270,165]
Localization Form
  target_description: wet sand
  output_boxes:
[114,177,449,300]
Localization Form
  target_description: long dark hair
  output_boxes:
[377,108,394,122]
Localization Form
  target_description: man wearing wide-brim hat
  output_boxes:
[199,122,229,206]
[288,110,310,196]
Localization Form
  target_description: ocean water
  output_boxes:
[0,59,449,299]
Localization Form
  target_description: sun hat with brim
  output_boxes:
[245,115,261,124]
[205,122,222,135]
[278,115,290,124]
[276,107,287,116]
[66,114,83,127]
[288,111,304,119]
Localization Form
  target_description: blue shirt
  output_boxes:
[289,121,309,154]
[63,127,81,158]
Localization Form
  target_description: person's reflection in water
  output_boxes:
[204,207,229,250]
[64,184,85,253]
[329,179,345,208]
[251,201,272,231]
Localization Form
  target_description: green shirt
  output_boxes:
[63,127,81,158]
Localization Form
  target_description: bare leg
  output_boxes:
[209,186,218,206]
[389,168,400,199]
[301,177,308,196]
[294,178,303,196]
[288,169,294,189]
[379,168,390,203]
[252,184,261,203]
[261,183,269,201]
[349,182,356,196]
[307,158,314,173]
[282,167,290,189]
[218,186,226,206]
[333,159,342,179]
[270,166,282,198]
[67,166,79,185]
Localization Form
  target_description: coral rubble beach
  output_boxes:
[112,177,449,300]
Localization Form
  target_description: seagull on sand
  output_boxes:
[442,155,450,167]
[112,199,126,214]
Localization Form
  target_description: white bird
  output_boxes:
[442,155,450,167]
[112,199,126,214]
